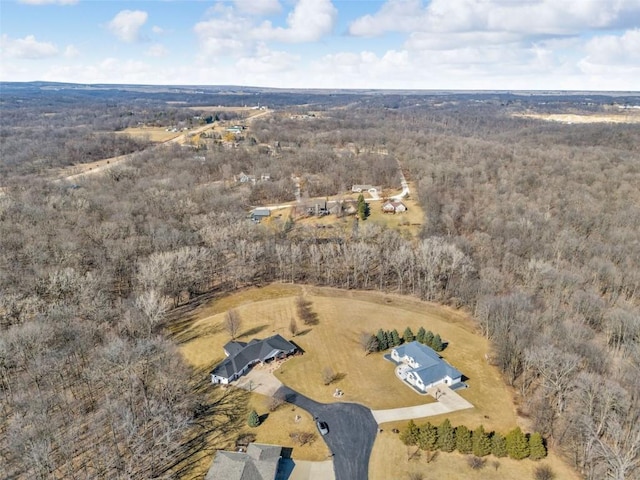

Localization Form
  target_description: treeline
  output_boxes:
[401,419,547,461]
[1,94,638,479]
[372,326,444,352]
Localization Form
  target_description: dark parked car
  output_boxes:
[316,420,329,435]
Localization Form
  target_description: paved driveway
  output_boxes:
[275,386,378,480]
[371,385,473,424]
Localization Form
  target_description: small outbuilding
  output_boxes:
[251,208,271,223]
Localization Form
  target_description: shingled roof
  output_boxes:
[210,334,296,381]
[205,443,282,480]
[394,341,462,386]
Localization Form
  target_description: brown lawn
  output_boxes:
[173,284,579,480]
[370,432,580,480]
[116,126,181,142]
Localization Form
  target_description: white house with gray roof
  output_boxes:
[210,334,297,384]
[205,443,282,480]
[391,342,462,392]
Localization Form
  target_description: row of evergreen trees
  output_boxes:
[400,419,546,460]
[376,326,444,352]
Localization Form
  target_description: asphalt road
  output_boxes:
[275,386,378,480]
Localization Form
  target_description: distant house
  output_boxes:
[205,443,283,480]
[260,174,271,181]
[382,200,407,214]
[251,208,271,223]
[306,200,329,217]
[237,172,257,184]
[352,184,374,193]
[210,334,297,384]
[391,342,462,392]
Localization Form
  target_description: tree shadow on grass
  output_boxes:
[240,324,269,339]
[162,379,252,479]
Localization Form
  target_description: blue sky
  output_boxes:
[1,0,639,90]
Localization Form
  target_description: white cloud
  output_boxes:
[194,5,253,57]
[107,10,148,43]
[151,26,166,35]
[349,0,423,37]
[18,0,78,4]
[253,0,337,43]
[235,43,298,73]
[64,44,80,58]
[0,34,58,59]
[349,0,640,37]
[146,44,169,58]
[582,28,640,65]
[44,57,153,84]
[233,0,282,16]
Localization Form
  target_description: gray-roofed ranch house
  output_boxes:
[391,341,462,391]
[210,334,297,384]
[205,443,282,480]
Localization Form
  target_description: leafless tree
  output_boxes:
[224,309,242,340]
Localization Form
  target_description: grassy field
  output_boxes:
[116,126,181,142]
[370,432,580,480]
[172,284,578,479]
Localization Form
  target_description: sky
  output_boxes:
[1,0,639,90]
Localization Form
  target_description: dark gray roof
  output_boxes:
[224,341,247,357]
[205,443,282,480]
[211,334,296,380]
[394,342,462,386]
[252,208,271,218]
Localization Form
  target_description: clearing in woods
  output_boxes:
[172,284,579,480]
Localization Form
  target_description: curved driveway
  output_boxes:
[275,386,378,480]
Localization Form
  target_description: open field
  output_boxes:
[173,284,579,479]
[116,126,181,142]
[513,112,640,124]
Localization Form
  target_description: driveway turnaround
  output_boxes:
[371,385,473,424]
[275,386,378,480]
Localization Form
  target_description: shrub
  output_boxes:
[534,465,555,480]
[289,431,316,446]
[247,410,260,428]
[467,456,486,470]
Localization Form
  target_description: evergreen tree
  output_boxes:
[403,327,415,343]
[384,330,392,349]
[247,410,260,428]
[455,425,473,454]
[376,328,388,351]
[472,425,492,457]
[437,419,456,452]
[400,420,420,446]
[528,432,547,460]
[418,422,438,451]
[424,330,434,347]
[416,326,426,344]
[491,433,508,458]
[431,333,444,352]
[506,427,530,460]
[357,194,370,220]
[390,329,401,347]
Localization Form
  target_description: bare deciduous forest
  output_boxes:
[1,83,639,479]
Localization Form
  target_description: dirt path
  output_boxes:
[56,109,272,183]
